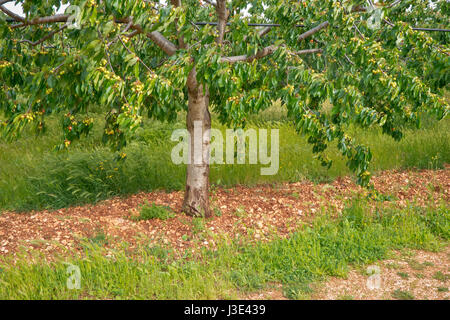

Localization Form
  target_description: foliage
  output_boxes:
[0,0,448,187]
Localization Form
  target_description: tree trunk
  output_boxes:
[183,70,212,217]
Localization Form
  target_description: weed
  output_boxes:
[88,231,108,246]
[232,206,247,218]
[146,245,171,263]
[432,271,449,282]
[132,201,174,221]
[192,218,205,236]
[213,207,223,217]
[386,262,401,270]
[408,260,426,271]
[282,282,314,300]
[391,290,414,300]
[338,295,354,300]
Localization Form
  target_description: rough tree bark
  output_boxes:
[183,69,212,217]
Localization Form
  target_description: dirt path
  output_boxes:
[242,247,449,300]
[0,167,448,260]
[314,247,450,300]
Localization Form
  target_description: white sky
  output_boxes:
[3,1,252,19]
[3,1,434,19]
[4,2,69,16]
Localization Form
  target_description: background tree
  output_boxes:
[0,0,448,217]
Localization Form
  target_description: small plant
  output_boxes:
[213,207,222,217]
[192,218,205,236]
[397,272,409,279]
[432,271,449,282]
[367,190,396,202]
[233,206,247,218]
[437,287,448,293]
[133,201,174,221]
[408,260,427,271]
[282,282,314,300]
[428,154,441,170]
[391,289,414,300]
[400,249,415,258]
[338,294,354,300]
[386,262,401,270]
[88,231,108,246]
[146,245,170,263]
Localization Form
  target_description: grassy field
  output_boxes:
[0,199,447,299]
[1,105,449,212]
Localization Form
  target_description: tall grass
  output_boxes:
[0,200,447,299]
[1,107,449,211]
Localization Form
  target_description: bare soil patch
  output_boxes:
[241,247,449,300]
[313,247,450,300]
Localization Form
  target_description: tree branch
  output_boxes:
[19,23,68,47]
[9,14,70,29]
[220,44,323,64]
[6,12,178,57]
[146,31,178,56]
[118,36,153,73]
[220,45,278,63]
[351,5,367,13]
[258,27,272,37]
[118,19,178,56]
[125,30,140,39]
[216,0,228,45]
[295,48,323,55]
[170,0,186,49]
[0,3,25,22]
[298,21,329,42]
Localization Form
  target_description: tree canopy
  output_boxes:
[0,0,448,214]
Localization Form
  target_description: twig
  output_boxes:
[19,23,68,47]
[118,36,153,73]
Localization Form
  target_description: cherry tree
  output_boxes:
[0,0,448,216]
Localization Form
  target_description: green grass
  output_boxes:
[132,201,174,221]
[1,106,449,212]
[391,289,415,300]
[407,260,429,271]
[432,271,449,282]
[0,199,447,299]
[282,282,314,300]
[88,231,109,247]
[338,294,354,300]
